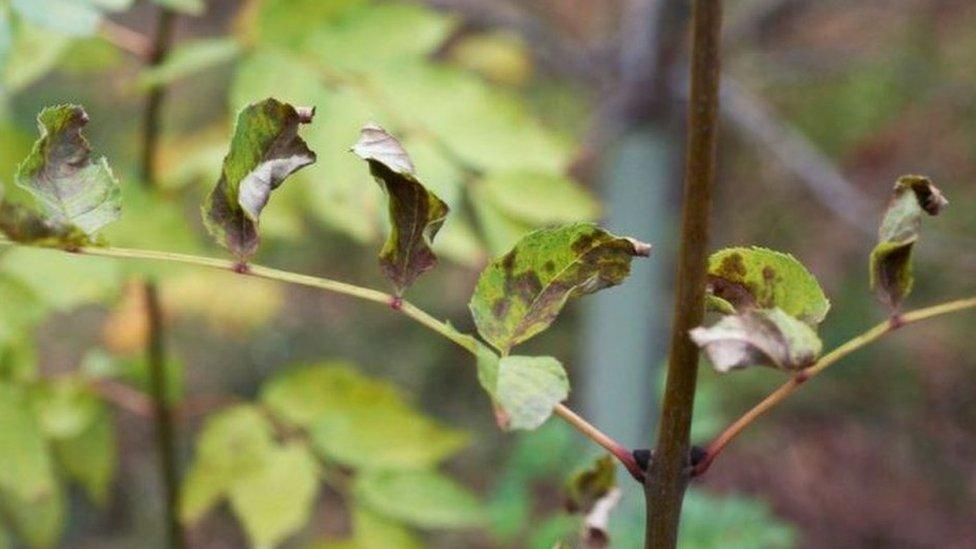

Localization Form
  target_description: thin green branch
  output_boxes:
[693,296,976,476]
[0,240,638,475]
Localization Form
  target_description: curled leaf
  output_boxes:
[352,123,448,294]
[690,308,822,373]
[203,98,316,259]
[870,175,948,308]
[565,455,616,514]
[706,247,829,325]
[470,223,650,354]
[1,105,121,247]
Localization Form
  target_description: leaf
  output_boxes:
[469,223,650,354]
[0,382,56,501]
[27,377,100,439]
[869,175,948,308]
[3,17,71,92]
[479,355,570,431]
[690,308,823,373]
[0,247,120,310]
[309,507,423,549]
[54,406,116,505]
[0,477,64,549]
[138,38,241,89]
[352,123,449,294]
[477,172,600,226]
[565,455,617,514]
[706,247,830,325]
[152,0,205,15]
[228,443,320,548]
[11,0,103,36]
[1,105,121,246]
[355,470,484,529]
[202,98,316,259]
[179,405,275,523]
[262,363,468,471]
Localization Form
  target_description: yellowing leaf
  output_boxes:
[202,98,316,259]
[352,124,449,294]
[706,247,830,325]
[870,175,948,309]
[355,470,483,529]
[690,308,823,373]
[470,223,650,354]
[477,171,600,226]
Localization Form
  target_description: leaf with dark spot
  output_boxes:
[690,308,822,373]
[870,175,947,309]
[469,223,650,353]
[0,105,120,248]
[706,247,830,325]
[202,98,316,260]
[565,455,620,548]
[352,124,448,294]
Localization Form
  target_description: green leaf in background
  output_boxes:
[565,455,616,514]
[11,0,102,37]
[311,507,423,549]
[27,377,99,439]
[470,223,651,354]
[678,489,795,548]
[0,247,120,311]
[151,0,205,16]
[690,308,823,373]
[869,175,948,308]
[706,247,830,325]
[53,407,116,506]
[179,405,275,523]
[262,363,468,471]
[0,477,64,549]
[0,383,56,501]
[0,272,45,348]
[138,38,241,89]
[352,123,449,294]
[3,18,71,92]
[202,98,316,259]
[477,172,600,226]
[355,469,484,530]
[478,354,569,431]
[228,443,320,548]
[248,0,367,50]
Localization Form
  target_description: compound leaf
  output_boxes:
[352,123,448,294]
[706,247,829,325]
[469,223,650,354]
[203,98,316,259]
[690,308,823,373]
[870,175,948,309]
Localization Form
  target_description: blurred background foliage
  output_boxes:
[0,0,974,547]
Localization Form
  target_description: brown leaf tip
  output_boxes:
[896,174,948,216]
[625,237,652,257]
[294,106,315,124]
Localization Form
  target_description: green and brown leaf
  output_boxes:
[706,247,829,325]
[870,175,948,308]
[352,123,448,294]
[0,105,120,248]
[469,223,650,354]
[202,98,316,259]
[690,308,823,373]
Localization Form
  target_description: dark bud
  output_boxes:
[633,449,653,471]
[689,445,707,468]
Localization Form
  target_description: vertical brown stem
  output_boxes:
[141,6,183,548]
[644,1,722,547]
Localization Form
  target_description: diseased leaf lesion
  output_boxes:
[690,308,822,373]
[352,123,449,294]
[470,222,650,354]
[870,174,948,309]
[0,105,121,248]
[203,98,316,260]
